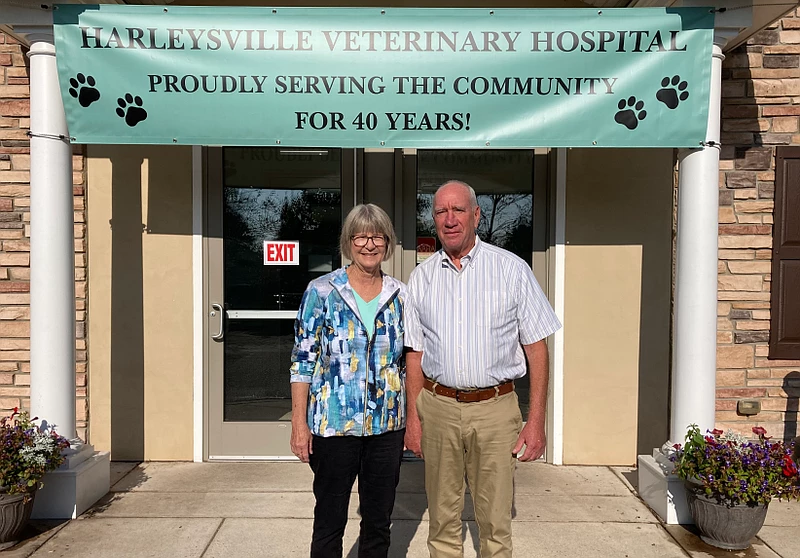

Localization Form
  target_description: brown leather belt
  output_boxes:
[423,377,514,403]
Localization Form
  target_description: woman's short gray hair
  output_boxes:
[340,203,397,261]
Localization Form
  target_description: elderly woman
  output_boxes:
[290,203,406,558]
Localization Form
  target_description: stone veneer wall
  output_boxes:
[0,32,88,441]
[716,9,800,440]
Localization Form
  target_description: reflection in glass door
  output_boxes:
[416,150,534,262]
[223,151,342,422]
[207,147,353,459]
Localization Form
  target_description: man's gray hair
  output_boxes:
[340,203,397,261]
[432,181,478,217]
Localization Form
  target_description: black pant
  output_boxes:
[309,429,405,558]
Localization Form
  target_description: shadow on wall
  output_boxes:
[783,371,799,443]
[564,148,674,461]
[107,147,194,460]
[110,154,145,461]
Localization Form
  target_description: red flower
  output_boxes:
[752,426,772,439]
[711,429,724,436]
[673,443,682,450]
[705,436,715,443]
[783,455,798,478]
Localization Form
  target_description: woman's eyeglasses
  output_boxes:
[352,235,387,247]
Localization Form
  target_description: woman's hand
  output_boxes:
[290,383,313,462]
[291,420,313,463]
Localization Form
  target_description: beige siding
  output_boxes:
[563,148,673,465]
[87,146,194,460]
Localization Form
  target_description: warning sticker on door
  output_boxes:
[264,241,300,265]
[416,237,436,264]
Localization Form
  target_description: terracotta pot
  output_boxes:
[684,483,768,550]
[0,488,36,546]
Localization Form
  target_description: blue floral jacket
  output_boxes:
[290,267,406,437]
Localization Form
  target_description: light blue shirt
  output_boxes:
[354,291,380,339]
[405,237,562,390]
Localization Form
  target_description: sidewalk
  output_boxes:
[5,461,799,557]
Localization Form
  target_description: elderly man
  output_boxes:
[404,180,561,558]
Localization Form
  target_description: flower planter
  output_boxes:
[0,408,71,545]
[0,488,35,547]
[685,484,768,550]
[671,425,800,550]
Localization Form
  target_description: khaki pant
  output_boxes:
[417,388,523,558]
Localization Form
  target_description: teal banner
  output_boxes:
[53,5,713,148]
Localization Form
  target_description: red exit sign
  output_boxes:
[263,241,299,265]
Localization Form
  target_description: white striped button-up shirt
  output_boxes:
[405,237,562,389]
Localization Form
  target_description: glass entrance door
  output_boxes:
[206,147,355,459]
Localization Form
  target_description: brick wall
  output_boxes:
[717,10,800,440]
[0,32,88,441]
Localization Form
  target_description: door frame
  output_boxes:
[193,146,204,462]
[201,147,357,460]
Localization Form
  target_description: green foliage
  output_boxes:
[0,409,71,501]
[671,425,800,507]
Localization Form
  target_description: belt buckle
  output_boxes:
[453,384,504,402]
[456,389,475,403]
[456,388,482,403]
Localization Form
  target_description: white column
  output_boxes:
[670,40,725,441]
[26,32,77,442]
[637,35,731,525]
[17,24,110,520]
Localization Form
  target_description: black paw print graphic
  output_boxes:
[116,94,147,127]
[614,96,647,130]
[656,75,689,109]
[68,73,100,108]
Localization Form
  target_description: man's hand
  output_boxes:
[513,421,546,462]
[290,421,313,463]
[516,340,548,462]
[405,416,423,459]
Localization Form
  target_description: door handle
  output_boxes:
[211,303,225,341]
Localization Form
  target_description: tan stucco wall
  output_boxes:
[87,146,194,461]
[563,148,673,465]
